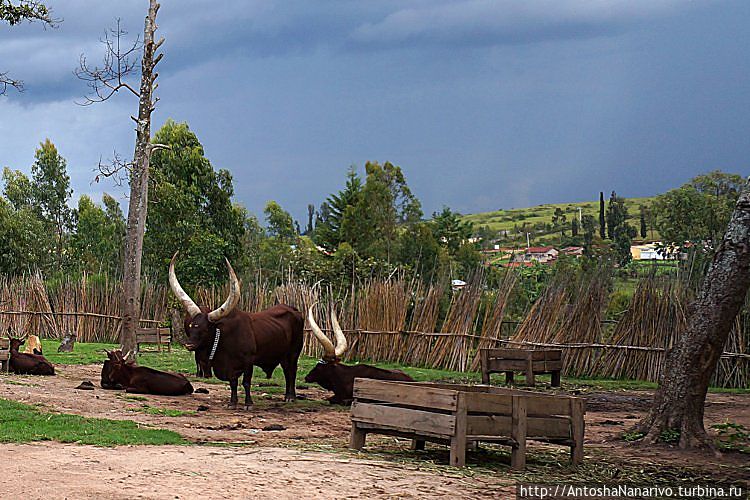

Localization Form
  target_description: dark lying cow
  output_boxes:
[305,306,413,405]
[104,350,193,395]
[169,252,304,409]
[8,336,55,376]
[100,352,123,390]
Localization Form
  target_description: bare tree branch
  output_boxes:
[93,151,133,187]
[0,71,23,95]
[75,19,142,105]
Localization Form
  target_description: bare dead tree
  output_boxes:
[637,178,750,450]
[76,0,166,358]
[1,0,57,95]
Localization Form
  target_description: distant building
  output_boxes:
[562,246,584,257]
[630,242,681,260]
[511,246,559,264]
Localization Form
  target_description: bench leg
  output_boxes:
[505,371,514,385]
[450,394,468,467]
[349,423,366,450]
[525,359,535,386]
[450,436,466,467]
[511,395,527,470]
[570,399,585,465]
[410,439,425,451]
[551,370,561,387]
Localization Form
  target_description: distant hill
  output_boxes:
[462,196,659,246]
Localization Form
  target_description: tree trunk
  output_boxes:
[120,0,161,357]
[637,179,750,449]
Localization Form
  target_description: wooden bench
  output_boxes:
[135,327,172,353]
[481,348,563,387]
[0,338,9,372]
[349,379,584,469]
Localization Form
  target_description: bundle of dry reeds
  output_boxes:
[468,270,517,370]
[595,277,688,382]
[402,283,443,367]
[551,271,610,377]
[511,279,569,345]
[428,275,485,372]
[713,301,750,388]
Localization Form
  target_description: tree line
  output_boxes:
[0,121,485,287]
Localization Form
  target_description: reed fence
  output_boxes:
[0,271,747,388]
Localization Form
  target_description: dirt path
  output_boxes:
[0,363,748,496]
[0,363,348,446]
[0,442,512,499]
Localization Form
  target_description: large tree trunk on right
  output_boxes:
[120,0,161,357]
[637,178,750,449]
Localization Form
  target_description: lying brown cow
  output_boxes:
[305,306,413,405]
[100,351,124,390]
[103,350,193,396]
[8,336,55,376]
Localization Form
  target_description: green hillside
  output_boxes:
[463,196,659,245]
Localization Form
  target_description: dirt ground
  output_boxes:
[0,364,747,498]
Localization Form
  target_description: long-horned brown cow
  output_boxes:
[305,306,414,405]
[169,252,304,409]
[103,350,193,395]
[7,332,55,376]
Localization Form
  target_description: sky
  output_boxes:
[1,1,749,224]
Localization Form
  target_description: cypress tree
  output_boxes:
[599,191,606,239]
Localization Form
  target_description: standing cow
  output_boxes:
[169,252,304,409]
[305,305,414,405]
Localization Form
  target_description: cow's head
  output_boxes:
[168,251,240,351]
[8,337,25,352]
[304,361,336,389]
[307,304,348,364]
[104,349,135,379]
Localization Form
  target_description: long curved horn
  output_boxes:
[330,309,348,357]
[307,303,335,358]
[169,251,201,319]
[207,258,241,322]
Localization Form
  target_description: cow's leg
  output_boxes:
[228,378,239,409]
[280,357,298,402]
[242,367,254,410]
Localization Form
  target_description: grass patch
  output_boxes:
[127,404,195,417]
[41,339,118,365]
[712,422,750,454]
[0,398,185,446]
[117,394,148,402]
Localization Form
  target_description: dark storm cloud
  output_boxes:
[1,1,748,223]
[1,1,690,103]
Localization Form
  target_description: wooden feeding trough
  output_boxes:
[480,348,563,387]
[349,379,584,469]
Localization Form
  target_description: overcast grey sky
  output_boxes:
[1,1,748,223]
